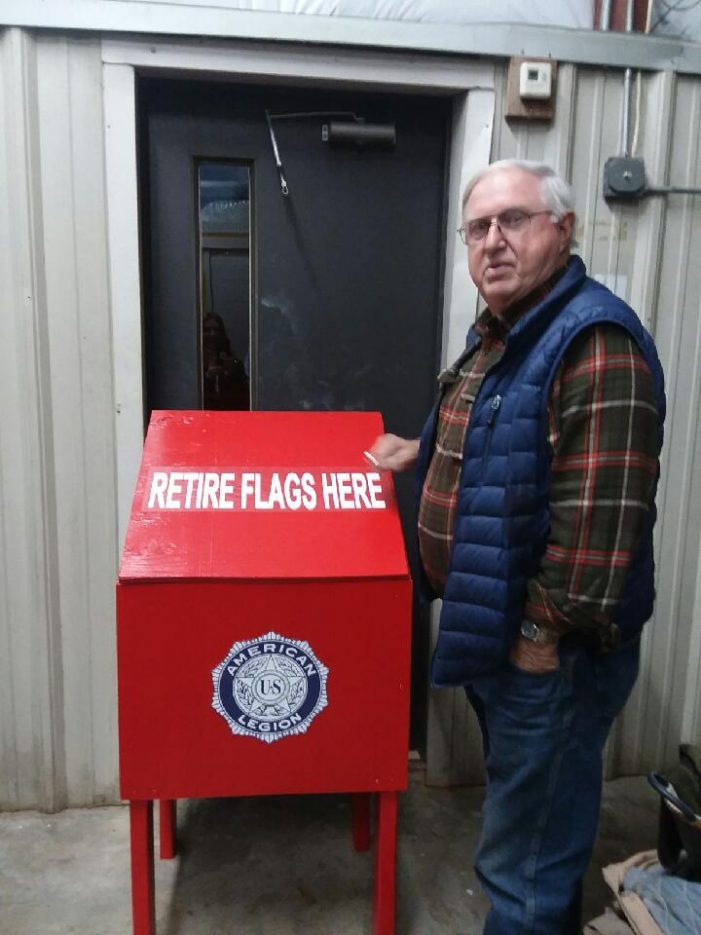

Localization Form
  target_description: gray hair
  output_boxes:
[461,159,575,220]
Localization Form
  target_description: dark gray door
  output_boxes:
[139,77,450,749]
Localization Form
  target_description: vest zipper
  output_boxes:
[487,394,502,426]
[482,394,502,467]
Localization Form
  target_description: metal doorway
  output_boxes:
[138,76,450,750]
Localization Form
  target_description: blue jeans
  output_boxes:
[466,635,641,935]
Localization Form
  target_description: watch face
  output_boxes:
[521,620,558,644]
[521,620,539,641]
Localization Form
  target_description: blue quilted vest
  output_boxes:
[416,257,666,686]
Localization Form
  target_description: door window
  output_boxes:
[198,162,251,410]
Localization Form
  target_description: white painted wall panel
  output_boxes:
[103,63,144,550]
[0,30,119,810]
[0,27,64,811]
[34,35,120,805]
[641,74,701,769]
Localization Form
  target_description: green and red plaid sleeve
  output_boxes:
[524,323,660,646]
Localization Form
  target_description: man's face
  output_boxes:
[463,168,573,315]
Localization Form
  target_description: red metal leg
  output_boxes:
[158,799,177,859]
[372,791,398,935]
[352,793,371,852]
[129,800,156,935]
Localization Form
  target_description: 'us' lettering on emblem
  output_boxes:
[211,632,329,744]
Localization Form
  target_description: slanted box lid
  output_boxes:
[119,410,409,582]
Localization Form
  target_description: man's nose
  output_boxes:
[484,218,506,248]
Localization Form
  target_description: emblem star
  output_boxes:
[237,656,306,718]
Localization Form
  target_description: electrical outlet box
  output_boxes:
[603,157,647,199]
[519,62,552,100]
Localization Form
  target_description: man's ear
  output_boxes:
[558,212,575,248]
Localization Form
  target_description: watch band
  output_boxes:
[520,619,560,645]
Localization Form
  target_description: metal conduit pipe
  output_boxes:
[599,0,613,31]
[621,0,635,155]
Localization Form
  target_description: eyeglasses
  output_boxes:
[458,209,555,245]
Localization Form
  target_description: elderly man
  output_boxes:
[371,160,665,934]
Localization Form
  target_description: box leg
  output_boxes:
[159,799,177,859]
[352,793,371,852]
[129,800,156,935]
[372,791,398,935]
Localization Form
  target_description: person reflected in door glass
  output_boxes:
[368,160,666,934]
[202,313,249,410]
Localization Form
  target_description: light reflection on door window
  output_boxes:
[198,162,251,410]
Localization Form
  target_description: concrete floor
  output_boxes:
[0,770,660,935]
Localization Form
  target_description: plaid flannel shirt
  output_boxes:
[418,274,659,648]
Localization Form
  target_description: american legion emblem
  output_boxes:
[212,632,329,744]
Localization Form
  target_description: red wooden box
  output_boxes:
[117,410,412,934]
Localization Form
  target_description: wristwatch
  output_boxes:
[520,619,559,645]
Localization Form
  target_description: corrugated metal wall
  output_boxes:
[1,25,700,809]
[0,28,119,810]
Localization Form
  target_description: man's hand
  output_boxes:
[367,434,420,473]
[508,636,560,674]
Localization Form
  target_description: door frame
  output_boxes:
[102,35,496,784]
